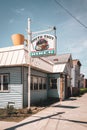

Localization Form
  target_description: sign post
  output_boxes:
[27,18,31,109]
[27,18,56,109]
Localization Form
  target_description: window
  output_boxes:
[43,78,46,89]
[33,77,38,90]
[31,77,33,90]
[0,74,9,92]
[50,78,57,89]
[0,75,1,90]
[30,76,47,90]
[39,78,42,90]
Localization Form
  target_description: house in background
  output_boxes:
[80,74,84,88]
[71,59,81,96]
[84,78,87,88]
[43,53,73,100]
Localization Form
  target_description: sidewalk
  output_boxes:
[0,121,16,130]
[1,93,87,130]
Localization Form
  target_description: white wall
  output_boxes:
[31,58,53,72]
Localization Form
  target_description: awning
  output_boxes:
[53,64,66,73]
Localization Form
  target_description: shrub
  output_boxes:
[6,105,17,116]
[27,108,32,114]
[80,88,87,95]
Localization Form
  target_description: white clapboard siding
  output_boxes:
[0,67,22,84]
[0,84,23,109]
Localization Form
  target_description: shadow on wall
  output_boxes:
[31,97,59,107]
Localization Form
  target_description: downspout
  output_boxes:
[21,66,24,108]
[60,73,63,101]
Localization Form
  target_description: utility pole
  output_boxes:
[27,18,31,109]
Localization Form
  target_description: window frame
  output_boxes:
[33,76,38,90]
[30,76,47,90]
[42,78,46,89]
[0,73,10,92]
[38,77,43,90]
[49,78,57,89]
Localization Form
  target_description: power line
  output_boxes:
[54,0,87,29]
[32,20,52,28]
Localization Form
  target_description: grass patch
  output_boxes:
[80,88,87,95]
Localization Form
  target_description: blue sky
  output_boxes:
[0,0,87,77]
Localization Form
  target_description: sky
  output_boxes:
[0,0,87,77]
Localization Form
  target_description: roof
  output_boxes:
[0,45,29,66]
[80,73,84,77]
[73,59,81,66]
[42,53,72,64]
[0,45,72,74]
[53,64,66,73]
[0,45,53,72]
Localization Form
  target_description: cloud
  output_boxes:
[13,8,25,14]
[69,39,87,77]
[70,45,82,54]
[9,18,14,23]
[58,11,87,59]
[69,40,87,57]
[82,40,87,47]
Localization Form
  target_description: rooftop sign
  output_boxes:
[31,34,57,57]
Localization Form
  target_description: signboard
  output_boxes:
[31,34,57,57]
